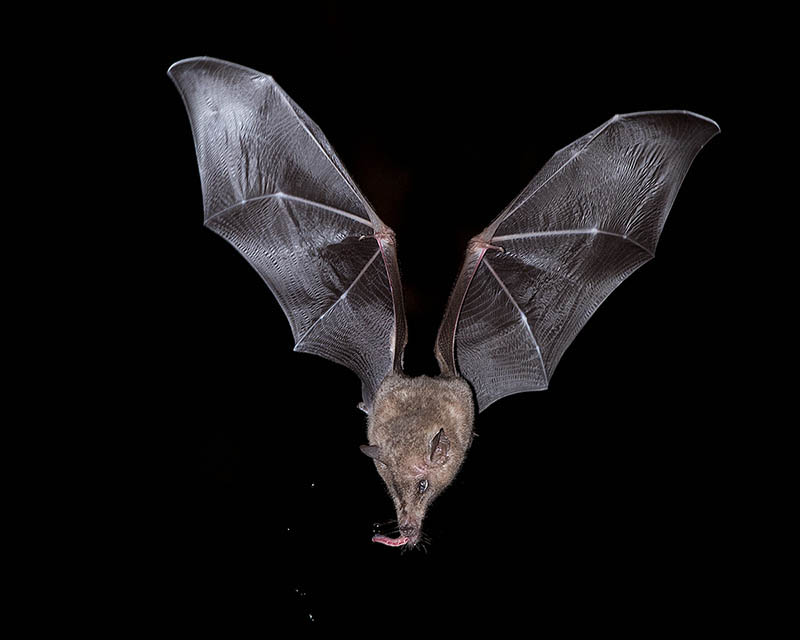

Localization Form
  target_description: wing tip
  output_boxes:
[167,56,215,78]
[613,110,721,136]
[167,56,275,84]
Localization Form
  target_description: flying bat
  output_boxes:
[169,57,719,549]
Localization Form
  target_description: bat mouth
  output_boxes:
[372,521,420,548]
[371,534,410,547]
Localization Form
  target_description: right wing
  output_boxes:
[169,57,407,411]
[435,111,719,412]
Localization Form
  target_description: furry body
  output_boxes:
[365,375,474,547]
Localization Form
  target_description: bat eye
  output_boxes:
[418,479,429,494]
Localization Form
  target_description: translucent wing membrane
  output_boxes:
[437,111,719,412]
[170,57,406,409]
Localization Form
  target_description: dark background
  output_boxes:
[132,2,759,630]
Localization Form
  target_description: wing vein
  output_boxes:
[483,257,547,382]
[498,119,615,223]
[294,248,382,350]
[494,228,653,257]
[276,90,372,218]
[204,193,374,228]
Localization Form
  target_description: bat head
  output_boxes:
[362,375,475,549]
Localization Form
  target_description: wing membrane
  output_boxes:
[437,111,719,412]
[170,57,407,409]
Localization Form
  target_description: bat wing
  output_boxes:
[169,57,407,411]
[435,111,719,412]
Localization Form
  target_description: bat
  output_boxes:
[169,56,719,549]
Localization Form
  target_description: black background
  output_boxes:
[130,2,761,630]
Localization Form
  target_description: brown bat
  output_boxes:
[169,57,719,549]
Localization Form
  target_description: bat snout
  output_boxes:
[398,518,422,546]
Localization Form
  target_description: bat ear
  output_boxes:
[360,444,383,461]
[430,428,450,465]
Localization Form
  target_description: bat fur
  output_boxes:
[364,375,474,548]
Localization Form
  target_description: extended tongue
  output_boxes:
[372,534,409,547]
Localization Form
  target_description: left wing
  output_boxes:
[170,57,407,410]
[435,111,719,412]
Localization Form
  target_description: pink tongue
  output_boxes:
[372,534,409,547]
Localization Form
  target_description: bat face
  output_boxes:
[362,375,475,548]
